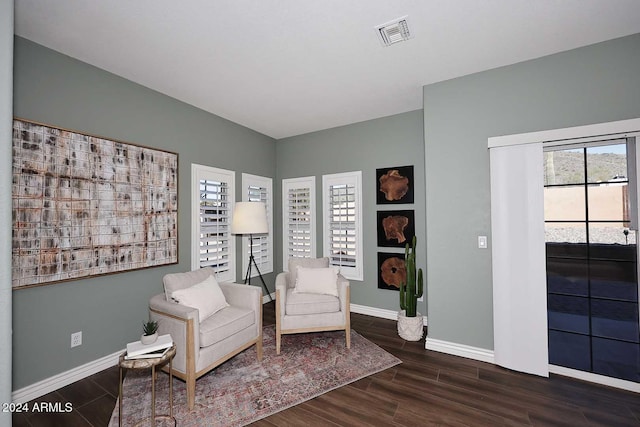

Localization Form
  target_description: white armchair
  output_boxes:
[275,257,350,354]
[149,267,262,409]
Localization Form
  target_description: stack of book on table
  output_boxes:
[125,334,173,360]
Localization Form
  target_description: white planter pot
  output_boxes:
[141,332,158,345]
[397,310,424,341]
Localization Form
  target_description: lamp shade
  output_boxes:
[231,202,268,234]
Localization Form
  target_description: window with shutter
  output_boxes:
[282,176,316,270]
[322,171,363,280]
[191,164,235,282]
[242,173,273,276]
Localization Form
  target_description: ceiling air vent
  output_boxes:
[375,16,413,47]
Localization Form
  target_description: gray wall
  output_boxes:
[276,110,425,312]
[12,37,276,390]
[423,33,640,350]
[1,0,14,420]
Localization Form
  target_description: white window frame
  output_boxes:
[322,171,363,281]
[241,173,273,277]
[191,164,236,282]
[282,176,316,270]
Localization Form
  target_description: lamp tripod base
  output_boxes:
[244,255,273,302]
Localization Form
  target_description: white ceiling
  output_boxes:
[14,0,640,139]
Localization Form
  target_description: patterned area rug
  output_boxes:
[109,325,401,426]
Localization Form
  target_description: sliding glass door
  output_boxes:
[544,140,640,382]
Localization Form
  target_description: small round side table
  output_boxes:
[118,345,177,427]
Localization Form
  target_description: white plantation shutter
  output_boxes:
[247,184,269,269]
[323,171,363,280]
[242,174,273,276]
[191,164,235,282]
[199,180,230,271]
[287,188,312,258]
[328,184,356,267]
[282,177,316,269]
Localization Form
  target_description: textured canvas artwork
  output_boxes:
[12,119,178,289]
[376,210,415,248]
[377,252,406,290]
[376,165,414,204]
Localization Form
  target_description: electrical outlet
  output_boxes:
[71,331,82,348]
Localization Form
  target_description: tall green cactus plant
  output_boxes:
[399,236,423,317]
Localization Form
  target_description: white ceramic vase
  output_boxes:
[141,332,158,345]
[397,310,424,341]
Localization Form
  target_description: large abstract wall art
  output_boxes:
[12,118,178,289]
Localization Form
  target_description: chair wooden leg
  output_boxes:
[257,295,263,361]
[345,289,351,349]
[256,337,263,360]
[275,288,282,354]
[185,317,196,410]
[187,375,195,410]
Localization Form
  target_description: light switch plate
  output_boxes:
[478,235,488,249]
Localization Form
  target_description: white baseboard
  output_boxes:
[352,305,493,366]
[351,304,397,320]
[350,304,428,326]
[12,349,123,404]
[425,337,495,364]
[424,339,640,394]
[549,365,640,393]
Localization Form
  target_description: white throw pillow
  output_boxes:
[171,274,229,322]
[293,266,339,297]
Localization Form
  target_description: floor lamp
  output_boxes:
[231,201,272,302]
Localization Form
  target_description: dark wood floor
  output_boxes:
[13,302,640,426]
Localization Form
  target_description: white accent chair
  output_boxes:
[275,257,350,354]
[149,267,262,409]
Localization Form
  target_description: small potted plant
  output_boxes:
[398,236,425,341]
[141,319,159,345]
